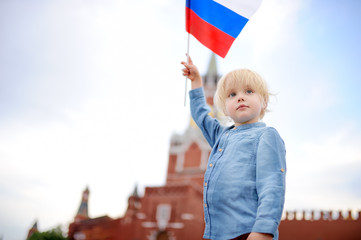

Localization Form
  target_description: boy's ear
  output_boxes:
[262,99,268,111]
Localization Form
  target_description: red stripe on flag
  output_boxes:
[186,7,235,58]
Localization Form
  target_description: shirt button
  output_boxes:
[218,148,223,152]
[204,182,207,186]
[209,163,213,167]
[204,203,207,207]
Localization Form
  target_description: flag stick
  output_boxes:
[184,33,190,106]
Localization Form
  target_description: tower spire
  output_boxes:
[132,184,139,197]
[124,184,141,221]
[203,53,220,106]
[26,220,38,239]
[206,53,218,78]
[74,187,90,223]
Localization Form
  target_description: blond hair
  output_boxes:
[214,69,270,119]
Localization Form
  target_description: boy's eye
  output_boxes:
[246,89,254,94]
[229,92,236,97]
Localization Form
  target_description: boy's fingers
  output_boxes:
[181,62,190,71]
[188,56,193,65]
[185,53,193,64]
[181,61,189,69]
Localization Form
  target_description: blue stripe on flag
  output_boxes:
[186,0,249,38]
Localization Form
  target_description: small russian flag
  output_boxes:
[186,0,262,58]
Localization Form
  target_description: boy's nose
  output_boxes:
[238,97,245,102]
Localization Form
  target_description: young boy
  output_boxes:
[181,56,286,240]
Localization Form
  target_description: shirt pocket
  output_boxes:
[227,134,257,166]
[215,162,257,202]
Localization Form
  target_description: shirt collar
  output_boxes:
[228,122,266,131]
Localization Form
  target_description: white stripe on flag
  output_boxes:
[213,0,262,19]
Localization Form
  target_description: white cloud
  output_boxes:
[242,0,308,59]
[301,126,361,166]
[285,124,361,210]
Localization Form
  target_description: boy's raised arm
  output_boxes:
[181,56,203,89]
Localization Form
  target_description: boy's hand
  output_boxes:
[181,55,202,89]
[246,232,273,240]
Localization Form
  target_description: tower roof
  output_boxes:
[26,220,38,239]
[132,184,139,198]
[75,187,90,222]
[206,53,218,78]
[31,220,38,230]
[202,53,220,107]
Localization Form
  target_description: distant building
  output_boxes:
[65,54,361,240]
[26,221,38,239]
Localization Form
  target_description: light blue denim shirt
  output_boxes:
[190,88,286,240]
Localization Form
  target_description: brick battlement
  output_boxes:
[282,209,361,221]
[279,209,361,240]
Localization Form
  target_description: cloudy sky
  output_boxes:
[1,0,361,239]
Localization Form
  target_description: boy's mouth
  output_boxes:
[237,104,248,110]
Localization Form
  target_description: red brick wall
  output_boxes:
[167,154,177,175]
[184,143,201,168]
[279,210,361,240]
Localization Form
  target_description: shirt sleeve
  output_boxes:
[189,87,223,147]
[252,127,286,236]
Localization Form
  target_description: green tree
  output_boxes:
[28,226,68,240]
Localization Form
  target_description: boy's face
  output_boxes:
[224,84,264,126]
